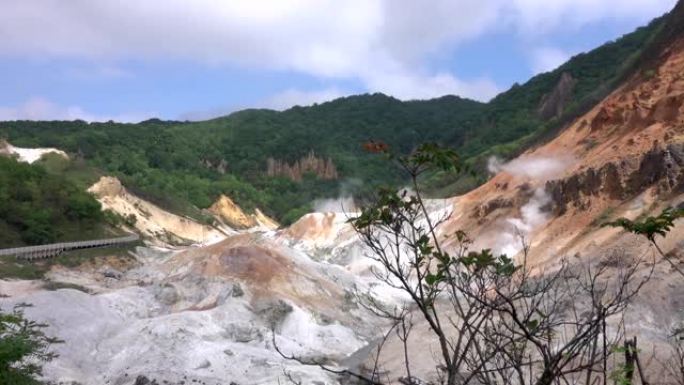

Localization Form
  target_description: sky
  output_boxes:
[0,0,677,122]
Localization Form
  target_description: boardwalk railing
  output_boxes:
[0,234,140,261]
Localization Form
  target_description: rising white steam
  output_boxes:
[312,178,363,213]
[496,188,552,257]
[486,155,574,257]
[488,155,574,181]
[313,196,357,213]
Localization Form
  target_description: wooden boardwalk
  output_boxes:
[0,234,140,261]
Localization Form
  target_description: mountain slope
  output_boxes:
[1,4,683,383]
[0,9,668,223]
[0,155,110,247]
[88,176,234,246]
[439,6,684,266]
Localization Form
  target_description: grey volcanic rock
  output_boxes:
[103,268,123,280]
[230,283,244,298]
[155,284,179,305]
[0,237,387,385]
[223,323,263,343]
[134,376,158,385]
[254,299,293,328]
[538,72,577,120]
[194,360,211,369]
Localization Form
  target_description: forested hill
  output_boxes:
[0,13,668,224]
[0,156,110,247]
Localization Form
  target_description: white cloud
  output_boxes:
[0,97,155,122]
[261,87,349,110]
[509,0,676,74]
[0,0,501,101]
[362,67,501,101]
[64,65,132,80]
[504,0,676,32]
[179,87,350,120]
[530,47,571,74]
[0,0,676,101]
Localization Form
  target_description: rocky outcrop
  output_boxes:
[545,143,684,215]
[538,72,577,120]
[208,195,279,230]
[471,197,514,220]
[590,91,684,132]
[266,151,338,181]
[88,176,125,198]
[200,158,228,174]
[208,195,256,229]
[0,139,11,157]
[626,143,684,193]
[253,208,280,230]
[88,176,231,246]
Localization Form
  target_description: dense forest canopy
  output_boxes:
[0,156,107,247]
[0,15,665,226]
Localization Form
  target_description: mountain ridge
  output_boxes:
[1,2,683,384]
[0,3,674,227]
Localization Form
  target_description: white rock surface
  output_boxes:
[3,142,68,163]
[0,232,397,385]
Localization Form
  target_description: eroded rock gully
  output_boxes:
[545,143,684,215]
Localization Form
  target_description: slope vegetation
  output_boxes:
[0,13,667,223]
[0,155,107,247]
[440,12,684,266]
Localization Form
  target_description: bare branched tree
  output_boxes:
[277,143,673,385]
[660,325,684,385]
[346,143,659,385]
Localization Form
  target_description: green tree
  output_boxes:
[604,207,684,276]
[0,304,61,385]
[0,156,107,247]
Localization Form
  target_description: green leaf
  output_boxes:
[603,207,684,241]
